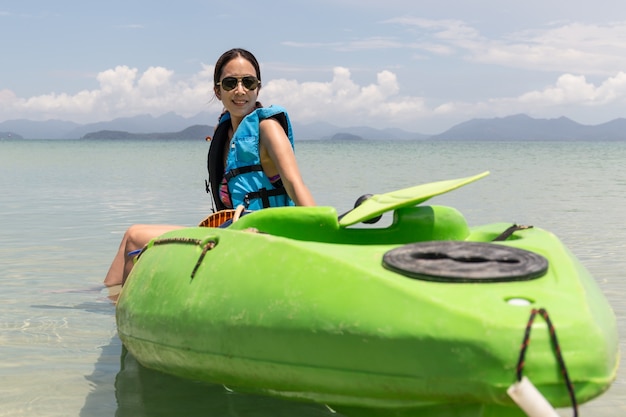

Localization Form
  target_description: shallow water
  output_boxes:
[0,139,624,416]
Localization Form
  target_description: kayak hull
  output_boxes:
[116,204,618,415]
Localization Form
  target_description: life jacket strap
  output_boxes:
[244,187,288,208]
[224,165,263,182]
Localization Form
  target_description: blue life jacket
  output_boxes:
[206,106,295,210]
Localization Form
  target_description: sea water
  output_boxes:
[0,138,624,416]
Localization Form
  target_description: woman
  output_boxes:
[104,48,314,287]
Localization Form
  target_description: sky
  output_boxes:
[2,0,626,134]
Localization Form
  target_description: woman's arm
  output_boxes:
[259,118,315,206]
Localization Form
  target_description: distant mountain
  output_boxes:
[331,132,363,141]
[585,118,626,140]
[0,131,24,139]
[0,119,81,139]
[3,112,626,141]
[68,112,215,139]
[0,112,428,140]
[81,125,212,140]
[432,114,626,141]
[0,112,216,139]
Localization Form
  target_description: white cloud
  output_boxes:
[137,67,174,95]
[97,66,138,95]
[385,18,626,75]
[261,67,427,127]
[385,17,482,42]
[518,72,626,106]
[0,89,17,101]
[435,72,626,124]
[283,18,626,75]
[3,63,626,131]
[0,65,216,122]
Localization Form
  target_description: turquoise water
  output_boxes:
[0,139,624,416]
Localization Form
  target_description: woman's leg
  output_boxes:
[104,224,183,286]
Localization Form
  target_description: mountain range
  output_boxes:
[430,114,626,141]
[2,112,626,141]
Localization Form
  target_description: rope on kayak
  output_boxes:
[191,240,217,279]
[514,308,578,416]
[492,224,533,241]
[150,237,217,279]
[152,237,204,247]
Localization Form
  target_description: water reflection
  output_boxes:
[81,337,533,417]
[81,336,339,417]
[116,347,345,417]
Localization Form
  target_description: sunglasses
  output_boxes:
[217,76,260,91]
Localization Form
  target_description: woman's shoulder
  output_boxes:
[259,116,285,132]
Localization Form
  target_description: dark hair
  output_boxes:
[213,48,261,86]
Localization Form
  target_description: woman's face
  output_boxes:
[215,56,260,121]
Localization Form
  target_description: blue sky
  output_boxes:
[2,0,626,133]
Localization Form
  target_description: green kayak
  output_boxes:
[116,172,618,416]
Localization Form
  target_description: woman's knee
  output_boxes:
[125,224,181,252]
[124,224,153,252]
